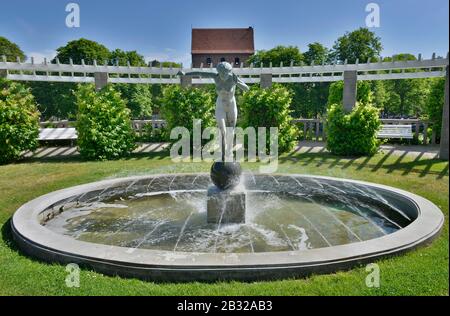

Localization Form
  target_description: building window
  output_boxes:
[220,57,226,62]
[206,57,212,66]
[234,57,240,65]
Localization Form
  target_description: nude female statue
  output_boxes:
[177,62,250,161]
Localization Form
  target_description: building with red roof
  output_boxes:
[191,27,255,68]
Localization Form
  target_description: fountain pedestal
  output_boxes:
[207,187,246,224]
[207,161,246,224]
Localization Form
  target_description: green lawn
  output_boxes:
[0,148,448,296]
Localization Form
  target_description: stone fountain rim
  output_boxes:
[10,173,444,281]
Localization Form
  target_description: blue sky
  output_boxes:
[1,0,448,65]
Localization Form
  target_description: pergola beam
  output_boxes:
[439,66,449,160]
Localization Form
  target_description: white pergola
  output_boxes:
[0,54,448,160]
[0,54,447,84]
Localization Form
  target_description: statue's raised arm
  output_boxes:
[235,75,250,92]
[177,70,217,79]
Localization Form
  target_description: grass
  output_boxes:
[0,148,448,296]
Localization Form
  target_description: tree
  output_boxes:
[289,83,329,118]
[384,79,430,117]
[248,45,304,67]
[114,84,152,119]
[54,38,110,64]
[382,54,430,117]
[383,53,415,62]
[331,28,382,63]
[41,39,110,120]
[149,60,182,68]
[425,78,445,139]
[110,49,146,66]
[26,82,77,120]
[0,37,25,62]
[303,42,330,65]
[369,80,389,113]
[290,43,331,118]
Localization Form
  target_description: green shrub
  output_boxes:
[161,85,215,144]
[240,84,298,153]
[327,81,373,106]
[326,103,381,156]
[75,84,136,160]
[0,79,40,164]
[425,77,445,140]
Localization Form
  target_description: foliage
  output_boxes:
[0,79,40,164]
[382,53,416,63]
[326,103,381,156]
[0,37,25,62]
[54,38,111,64]
[113,84,152,119]
[303,42,330,65]
[160,85,215,143]
[289,83,329,118]
[327,81,374,106]
[425,78,445,139]
[240,84,298,153]
[149,60,182,68]
[109,49,146,66]
[75,84,136,160]
[383,78,431,117]
[331,28,382,63]
[290,43,331,118]
[26,82,77,120]
[248,45,304,67]
[380,54,431,117]
[369,80,389,111]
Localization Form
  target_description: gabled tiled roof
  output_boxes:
[191,28,255,54]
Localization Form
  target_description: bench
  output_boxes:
[39,128,78,142]
[377,125,413,139]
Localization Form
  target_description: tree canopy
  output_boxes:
[331,28,382,63]
[149,60,182,68]
[54,38,111,64]
[110,49,146,66]
[248,45,304,67]
[0,37,26,62]
[303,42,330,65]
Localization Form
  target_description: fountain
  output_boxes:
[10,62,444,282]
[178,62,249,224]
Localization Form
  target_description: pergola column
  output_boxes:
[260,73,272,89]
[94,72,108,91]
[180,75,192,88]
[343,70,358,112]
[439,65,449,160]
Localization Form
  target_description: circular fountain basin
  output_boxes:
[11,174,444,282]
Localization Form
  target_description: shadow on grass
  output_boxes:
[279,151,449,179]
[16,144,450,180]
[1,218,19,253]
[19,148,171,165]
